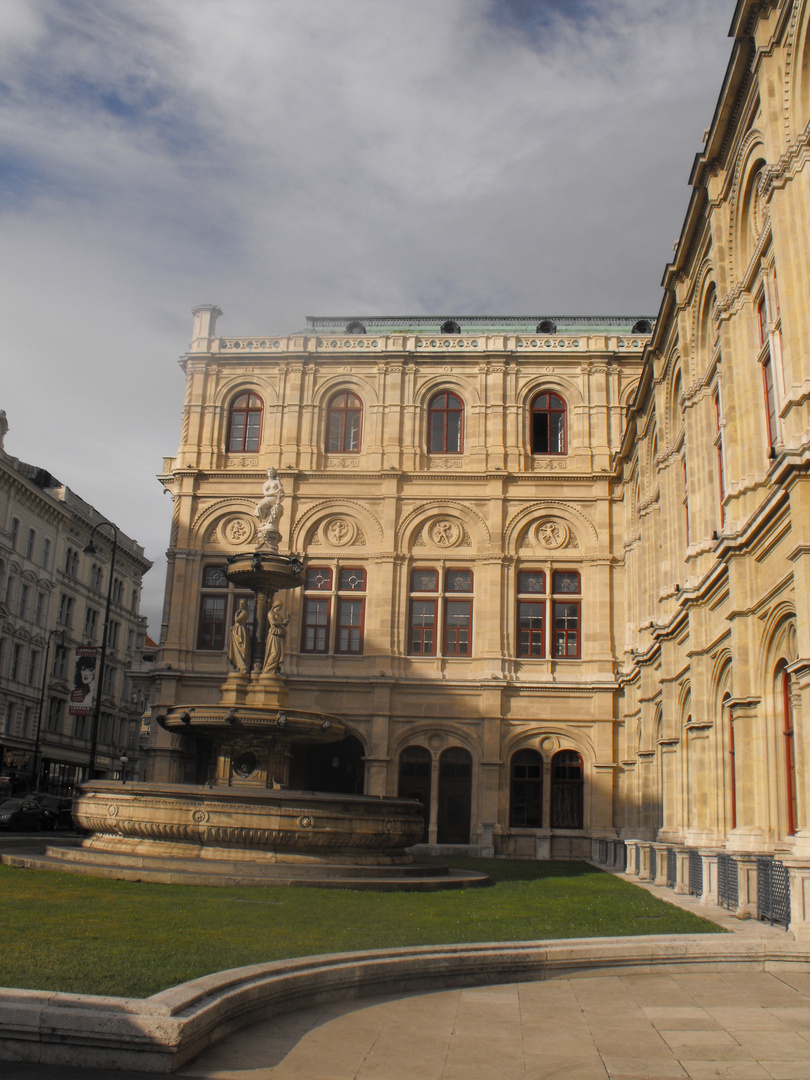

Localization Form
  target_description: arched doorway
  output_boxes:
[288,733,365,794]
[437,747,472,844]
[551,750,583,829]
[398,746,431,843]
[509,749,543,828]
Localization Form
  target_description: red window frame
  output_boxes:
[551,750,584,828]
[409,599,437,655]
[227,392,263,453]
[443,599,472,656]
[552,601,580,658]
[336,597,365,654]
[783,670,797,836]
[531,392,567,455]
[714,392,726,526]
[326,391,362,453]
[306,567,333,591]
[428,392,464,453]
[301,597,330,653]
[197,594,227,650]
[518,600,545,657]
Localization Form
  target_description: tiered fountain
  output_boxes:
[26,472,487,890]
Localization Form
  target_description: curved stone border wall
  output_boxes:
[1,935,807,1074]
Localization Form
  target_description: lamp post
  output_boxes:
[32,627,63,791]
[119,753,129,785]
[83,521,119,780]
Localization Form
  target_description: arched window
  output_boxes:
[551,750,583,828]
[440,319,461,334]
[531,392,566,454]
[326,391,362,453]
[428,392,464,453]
[437,747,472,844]
[510,749,543,828]
[398,745,432,843]
[782,668,797,836]
[227,392,263,453]
[725,694,736,831]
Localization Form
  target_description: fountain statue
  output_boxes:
[29,473,488,889]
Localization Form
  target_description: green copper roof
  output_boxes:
[305,315,654,336]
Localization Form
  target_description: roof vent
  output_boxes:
[632,319,652,334]
[345,320,366,334]
[440,320,461,334]
[536,320,556,334]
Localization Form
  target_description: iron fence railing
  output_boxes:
[717,853,739,910]
[666,847,676,888]
[649,844,657,881]
[757,858,790,929]
[688,849,703,896]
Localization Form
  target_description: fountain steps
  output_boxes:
[2,844,491,891]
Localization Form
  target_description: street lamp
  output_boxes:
[83,521,119,779]
[119,753,129,785]
[32,627,64,791]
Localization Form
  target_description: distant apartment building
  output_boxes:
[0,429,152,793]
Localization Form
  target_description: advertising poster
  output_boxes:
[69,645,98,715]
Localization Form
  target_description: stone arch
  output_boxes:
[620,379,640,411]
[311,373,380,411]
[504,502,597,557]
[388,723,483,762]
[415,374,481,411]
[190,498,261,548]
[398,502,491,553]
[501,726,597,767]
[692,268,719,372]
[666,359,684,448]
[516,375,584,412]
[731,136,769,283]
[290,500,384,551]
[759,603,799,677]
[214,377,279,409]
[785,0,810,140]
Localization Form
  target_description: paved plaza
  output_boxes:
[3,967,809,1080]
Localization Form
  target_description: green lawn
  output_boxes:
[1,858,722,998]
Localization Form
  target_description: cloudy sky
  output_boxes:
[2,0,738,634]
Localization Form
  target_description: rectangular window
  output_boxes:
[762,357,778,450]
[41,538,51,569]
[552,601,580,658]
[305,567,333,591]
[53,644,68,679]
[35,592,46,626]
[25,529,36,560]
[336,598,364,653]
[518,601,545,657]
[58,593,74,627]
[84,608,99,641]
[17,583,29,619]
[714,391,726,526]
[197,595,227,650]
[444,600,472,656]
[409,600,437,655]
[410,568,439,592]
[103,666,115,695]
[27,650,39,685]
[302,598,330,652]
[338,568,365,591]
[47,697,63,732]
[11,644,22,681]
[74,713,87,739]
[445,569,473,593]
[22,705,31,738]
[108,620,120,649]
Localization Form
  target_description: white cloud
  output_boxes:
[0,0,737,632]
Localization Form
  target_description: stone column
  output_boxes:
[653,843,669,886]
[638,843,652,881]
[699,850,719,905]
[674,849,690,894]
[624,840,640,877]
[784,860,810,941]
[732,854,759,919]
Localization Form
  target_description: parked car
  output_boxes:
[32,793,75,830]
[0,797,44,830]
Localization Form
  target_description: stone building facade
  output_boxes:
[149,1,810,929]
[0,437,151,793]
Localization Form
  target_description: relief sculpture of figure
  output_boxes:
[262,602,290,675]
[228,598,251,674]
[255,468,285,546]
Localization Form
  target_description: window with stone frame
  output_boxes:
[551,749,584,828]
[300,566,367,654]
[408,567,473,657]
[47,696,64,733]
[326,391,362,453]
[509,749,543,828]
[227,391,263,453]
[196,564,254,651]
[428,391,464,454]
[757,290,782,454]
[516,568,581,659]
[25,528,36,560]
[531,392,567,454]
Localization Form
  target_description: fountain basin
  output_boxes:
[72,781,425,864]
